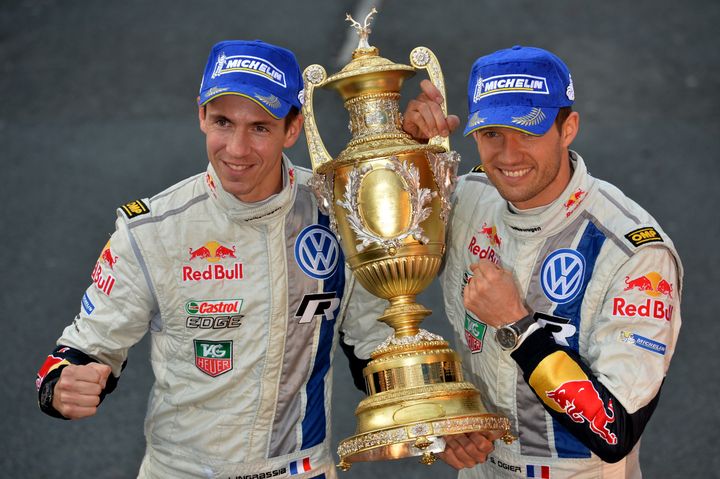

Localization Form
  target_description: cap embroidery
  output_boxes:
[255,93,281,108]
[566,74,575,101]
[468,112,486,127]
[511,107,546,126]
[205,86,229,97]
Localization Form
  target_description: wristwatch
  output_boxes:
[495,312,537,351]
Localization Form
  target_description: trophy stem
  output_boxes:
[378,295,430,337]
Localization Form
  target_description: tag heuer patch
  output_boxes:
[194,340,233,377]
[625,226,663,247]
[464,314,487,353]
[120,199,150,219]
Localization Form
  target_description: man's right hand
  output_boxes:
[402,79,460,141]
[437,431,495,469]
[52,362,111,419]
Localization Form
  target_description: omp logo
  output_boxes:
[473,74,549,102]
[211,53,286,87]
[295,292,340,324]
[624,227,663,247]
[294,225,340,280]
[540,249,586,304]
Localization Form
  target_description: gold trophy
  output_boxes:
[302,9,512,469]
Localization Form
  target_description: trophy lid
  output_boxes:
[323,8,415,98]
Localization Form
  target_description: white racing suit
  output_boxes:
[441,152,682,478]
[36,156,391,479]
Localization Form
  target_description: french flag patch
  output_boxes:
[527,464,550,478]
[289,457,312,475]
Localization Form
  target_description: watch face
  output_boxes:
[495,327,518,350]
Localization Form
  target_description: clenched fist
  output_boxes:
[464,260,528,328]
[52,362,112,419]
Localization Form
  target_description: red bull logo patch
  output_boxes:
[183,241,243,282]
[546,380,617,445]
[91,250,116,297]
[194,340,233,377]
[467,223,501,264]
[98,241,118,270]
[36,349,70,390]
[205,173,217,198]
[613,272,674,321]
[288,167,295,186]
[563,188,586,217]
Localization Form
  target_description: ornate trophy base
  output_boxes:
[337,331,513,469]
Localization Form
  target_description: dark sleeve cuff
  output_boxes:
[511,325,559,376]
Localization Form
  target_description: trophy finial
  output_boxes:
[345,7,378,49]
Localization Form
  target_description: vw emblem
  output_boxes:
[294,225,340,280]
[540,249,586,304]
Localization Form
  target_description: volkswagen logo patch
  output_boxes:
[540,249,586,304]
[294,225,340,280]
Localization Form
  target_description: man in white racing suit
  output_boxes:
[36,40,391,479]
[403,46,682,478]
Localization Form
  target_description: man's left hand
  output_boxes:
[464,260,528,328]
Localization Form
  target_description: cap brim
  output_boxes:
[198,83,293,119]
[464,105,559,136]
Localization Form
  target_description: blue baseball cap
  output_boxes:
[464,45,575,136]
[198,40,303,119]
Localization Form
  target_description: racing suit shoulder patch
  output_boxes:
[624,226,663,248]
[120,199,150,219]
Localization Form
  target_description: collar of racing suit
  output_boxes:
[204,153,298,224]
[502,150,597,239]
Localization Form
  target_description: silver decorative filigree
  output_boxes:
[336,157,434,253]
[308,172,338,235]
[411,47,431,67]
[304,64,326,85]
[427,151,460,223]
[376,329,444,351]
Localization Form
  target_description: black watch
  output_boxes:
[495,312,536,351]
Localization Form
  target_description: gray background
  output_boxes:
[2,0,718,477]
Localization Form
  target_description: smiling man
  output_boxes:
[35,40,390,479]
[404,46,683,478]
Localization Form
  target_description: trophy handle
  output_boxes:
[302,65,333,172]
[410,47,450,153]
